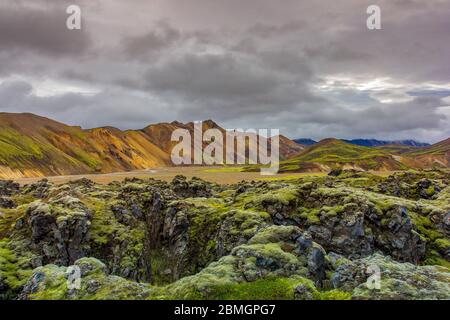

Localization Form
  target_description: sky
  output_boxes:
[0,0,449,143]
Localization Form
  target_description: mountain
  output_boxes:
[142,120,304,161]
[0,113,447,179]
[293,138,317,146]
[0,113,303,179]
[343,139,430,147]
[142,119,224,154]
[0,113,171,179]
[279,138,408,172]
[403,137,450,168]
[275,135,305,159]
[293,138,430,148]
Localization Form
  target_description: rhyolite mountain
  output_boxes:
[279,138,408,172]
[0,113,171,179]
[403,137,450,168]
[0,112,448,179]
[0,113,305,179]
[278,138,450,173]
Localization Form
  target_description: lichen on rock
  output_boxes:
[0,171,449,300]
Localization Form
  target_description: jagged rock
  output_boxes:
[146,192,165,247]
[216,209,268,257]
[130,203,143,220]
[18,271,46,300]
[294,284,314,300]
[416,178,440,199]
[1,173,448,301]
[377,172,444,200]
[239,225,329,286]
[261,183,428,263]
[23,179,51,199]
[19,258,151,300]
[308,246,327,286]
[160,205,190,278]
[377,206,425,263]
[111,204,134,225]
[171,176,211,198]
[26,200,91,265]
[69,178,95,189]
[444,211,450,229]
[75,257,108,276]
[0,197,15,209]
[328,169,343,177]
[332,254,450,300]
[86,279,101,293]
[0,180,20,196]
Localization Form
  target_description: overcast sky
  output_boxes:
[0,0,449,142]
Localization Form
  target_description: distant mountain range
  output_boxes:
[293,138,317,146]
[294,138,430,147]
[343,139,430,147]
[0,112,448,179]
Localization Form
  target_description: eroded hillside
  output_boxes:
[0,113,305,179]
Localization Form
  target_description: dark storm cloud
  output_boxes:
[0,0,448,142]
[121,21,181,60]
[0,5,91,56]
[0,79,174,129]
[145,53,280,98]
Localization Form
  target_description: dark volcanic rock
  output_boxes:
[171,175,212,198]
[26,200,91,265]
[0,180,20,196]
[1,173,448,301]
[23,179,51,199]
[377,206,425,263]
[0,197,16,209]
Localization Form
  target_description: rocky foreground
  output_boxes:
[0,170,449,300]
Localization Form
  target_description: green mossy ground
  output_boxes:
[1,170,449,300]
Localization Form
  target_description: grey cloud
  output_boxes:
[145,53,280,98]
[140,50,322,123]
[121,21,181,60]
[0,80,175,129]
[0,5,92,57]
[0,0,448,143]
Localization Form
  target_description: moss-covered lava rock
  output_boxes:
[1,170,449,300]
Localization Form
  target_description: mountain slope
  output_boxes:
[275,135,305,159]
[0,113,171,179]
[403,138,450,168]
[279,138,408,172]
[374,144,419,154]
[0,113,304,179]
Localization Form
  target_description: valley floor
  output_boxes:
[12,166,329,185]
